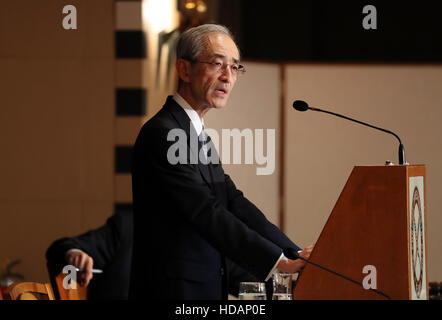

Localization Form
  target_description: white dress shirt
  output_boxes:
[173,93,204,136]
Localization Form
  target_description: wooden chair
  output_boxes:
[4,282,55,300]
[47,262,87,300]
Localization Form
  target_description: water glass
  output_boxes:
[272,273,293,300]
[238,282,267,300]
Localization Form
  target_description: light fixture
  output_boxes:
[196,0,207,13]
[185,0,196,9]
[142,0,175,33]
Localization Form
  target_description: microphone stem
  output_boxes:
[312,107,406,165]
[296,255,392,300]
[297,255,361,287]
[312,107,402,145]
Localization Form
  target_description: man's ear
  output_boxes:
[176,58,191,83]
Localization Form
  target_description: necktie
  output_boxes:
[199,126,215,184]
[199,125,209,163]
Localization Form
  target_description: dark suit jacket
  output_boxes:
[130,96,300,300]
[45,211,133,300]
[46,211,258,300]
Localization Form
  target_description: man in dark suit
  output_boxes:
[45,211,133,300]
[130,24,313,300]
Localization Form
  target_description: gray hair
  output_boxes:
[176,24,238,61]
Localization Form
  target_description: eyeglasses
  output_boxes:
[192,60,246,76]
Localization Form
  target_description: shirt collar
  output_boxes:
[172,92,204,136]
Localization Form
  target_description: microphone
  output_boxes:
[292,100,407,165]
[284,247,391,300]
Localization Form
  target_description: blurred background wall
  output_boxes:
[0,0,115,282]
[0,0,441,286]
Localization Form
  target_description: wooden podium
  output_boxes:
[293,165,428,300]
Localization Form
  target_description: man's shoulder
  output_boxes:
[133,99,185,154]
[141,98,183,132]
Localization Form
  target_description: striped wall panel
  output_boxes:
[116,88,147,116]
[114,0,145,214]
[115,31,147,59]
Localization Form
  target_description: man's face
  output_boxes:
[187,32,240,110]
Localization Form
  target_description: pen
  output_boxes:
[75,268,103,274]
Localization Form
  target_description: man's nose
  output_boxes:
[219,65,233,82]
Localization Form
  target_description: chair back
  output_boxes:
[4,282,55,300]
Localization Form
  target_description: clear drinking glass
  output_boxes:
[238,282,267,300]
[272,273,293,300]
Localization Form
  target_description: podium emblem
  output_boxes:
[411,187,424,298]
[409,176,426,300]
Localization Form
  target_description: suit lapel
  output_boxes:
[164,96,212,187]
[198,162,212,188]
[205,137,228,205]
[163,96,228,205]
